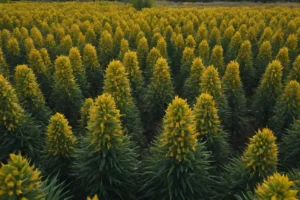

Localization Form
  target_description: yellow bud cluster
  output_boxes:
[0,153,44,199]
[243,128,278,177]
[88,93,123,152]
[161,96,197,162]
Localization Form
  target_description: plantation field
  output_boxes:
[1,2,300,200]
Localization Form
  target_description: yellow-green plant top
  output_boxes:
[137,37,149,68]
[243,128,278,177]
[210,45,224,76]
[103,60,133,108]
[0,47,9,78]
[151,33,162,47]
[255,173,297,200]
[247,27,257,43]
[88,93,123,152]
[229,31,242,54]
[181,47,195,74]
[83,44,100,70]
[160,96,197,163]
[156,37,167,58]
[0,153,44,199]
[14,65,45,109]
[272,30,285,50]
[276,47,290,76]
[80,98,94,127]
[136,32,145,47]
[222,61,242,92]
[7,37,20,56]
[193,93,220,136]
[185,58,205,87]
[198,40,209,64]
[152,57,173,92]
[257,41,272,61]
[123,51,143,84]
[28,48,48,77]
[281,80,300,109]
[200,66,223,100]
[224,26,235,42]
[196,25,208,44]
[99,30,113,61]
[85,28,96,45]
[54,56,78,97]
[237,40,253,68]
[185,35,196,49]
[258,27,273,45]
[46,113,76,158]
[286,34,298,52]
[0,75,24,131]
[260,60,282,93]
[287,55,300,83]
[175,34,185,53]
[209,27,221,46]
[288,20,297,35]
[39,48,52,71]
[114,26,124,52]
[87,194,99,200]
[45,34,55,50]
[119,38,129,60]
[69,47,85,76]
[146,47,161,77]
[30,26,44,49]
[59,35,73,54]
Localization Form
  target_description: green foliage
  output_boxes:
[281,120,300,168]
[193,93,230,165]
[58,35,72,55]
[180,47,195,87]
[103,60,144,145]
[222,61,247,138]
[79,98,94,131]
[209,27,221,48]
[253,60,283,127]
[118,38,130,61]
[269,80,300,138]
[255,173,297,200]
[156,37,167,58]
[183,57,205,103]
[140,96,215,200]
[0,153,45,199]
[72,93,138,199]
[226,31,242,63]
[52,56,83,125]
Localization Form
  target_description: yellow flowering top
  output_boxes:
[123,51,144,85]
[193,93,220,136]
[7,37,20,56]
[198,40,209,64]
[210,45,224,76]
[0,153,44,199]
[80,98,94,128]
[259,60,282,95]
[103,60,134,109]
[54,56,78,97]
[281,80,300,110]
[87,194,99,200]
[46,113,76,158]
[88,93,123,152]
[28,48,48,77]
[161,96,197,162]
[156,37,167,58]
[14,65,46,109]
[222,61,242,92]
[83,44,100,71]
[0,75,24,131]
[288,55,300,83]
[200,65,223,100]
[243,128,278,177]
[255,173,297,200]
